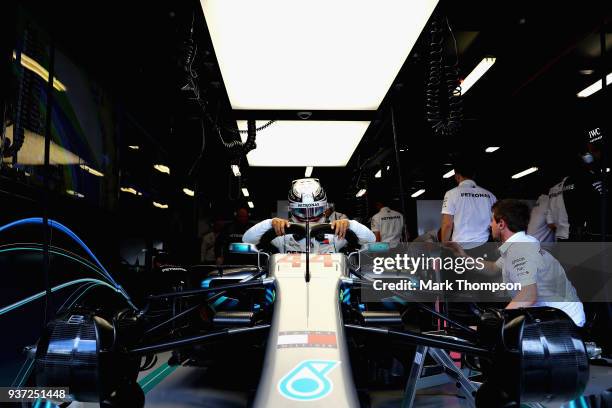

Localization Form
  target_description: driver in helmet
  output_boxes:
[242,178,375,253]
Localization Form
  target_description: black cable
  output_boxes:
[178,10,273,155]
[4,46,26,158]
[425,16,463,137]
[42,39,55,328]
[0,103,6,160]
[187,119,206,178]
[391,105,409,241]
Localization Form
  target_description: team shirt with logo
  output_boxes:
[371,207,404,245]
[441,180,496,249]
[495,231,585,326]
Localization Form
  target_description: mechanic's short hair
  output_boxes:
[453,158,476,179]
[492,199,530,233]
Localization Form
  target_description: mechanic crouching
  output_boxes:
[243,178,375,252]
[447,199,585,327]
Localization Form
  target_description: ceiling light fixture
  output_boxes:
[460,57,496,94]
[356,189,367,198]
[305,166,313,177]
[485,146,500,153]
[128,145,140,150]
[237,120,370,166]
[443,169,455,179]
[375,169,382,178]
[153,201,169,209]
[121,187,142,196]
[241,187,250,197]
[79,164,104,177]
[154,164,170,174]
[411,189,426,198]
[512,167,538,179]
[202,0,439,110]
[66,189,84,198]
[231,164,241,177]
[247,201,254,209]
[183,188,195,197]
[577,72,612,98]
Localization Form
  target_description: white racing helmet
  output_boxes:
[288,178,328,222]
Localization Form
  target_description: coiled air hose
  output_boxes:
[425,17,463,137]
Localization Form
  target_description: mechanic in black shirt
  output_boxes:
[214,207,255,265]
[562,128,611,355]
[563,131,609,241]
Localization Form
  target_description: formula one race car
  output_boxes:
[27,223,590,407]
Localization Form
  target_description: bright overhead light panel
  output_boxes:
[66,189,84,198]
[577,72,612,98]
[461,57,496,94]
[237,120,370,166]
[375,169,382,178]
[241,188,250,197]
[80,164,104,177]
[231,165,241,177]
[411,189,426,198]
[305,166,313,177]
[154,164,170,175]
[202,0,439,110]
[485,146,500,153]
[121,187,142,196]
[512,167,538,179]
[247,201,254,209]
[443,169,455,179]
[183,188,195,197]
[356,189,367,198]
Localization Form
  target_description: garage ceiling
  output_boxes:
[19,0,612,219]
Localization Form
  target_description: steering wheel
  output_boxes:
[258,223,307,252]
[310,223,360,251]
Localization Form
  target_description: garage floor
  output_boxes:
[54,354,612,408]
[140,356,612,408]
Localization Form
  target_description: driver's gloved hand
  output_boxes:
[331,219,350,240]
[272,218,291,236]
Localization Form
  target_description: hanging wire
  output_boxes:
[425,16,463,137]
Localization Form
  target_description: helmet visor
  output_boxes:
[289,201,326,221]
